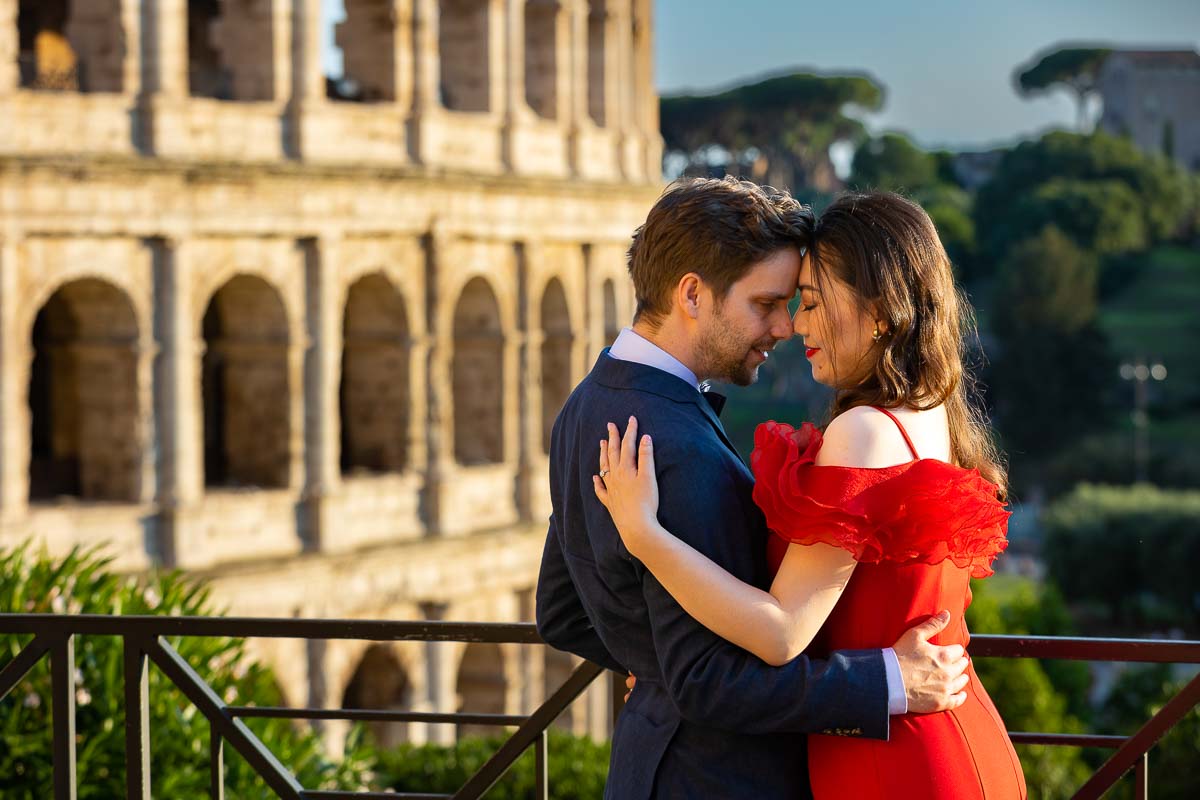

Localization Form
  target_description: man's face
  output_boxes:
[694,248,801,386]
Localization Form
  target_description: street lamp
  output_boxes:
[1118,359,1167,482]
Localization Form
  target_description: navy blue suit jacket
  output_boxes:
[536,352,889,800]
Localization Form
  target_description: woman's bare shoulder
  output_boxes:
[818,406,917,468]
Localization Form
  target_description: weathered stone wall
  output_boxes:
[0,0,655,750]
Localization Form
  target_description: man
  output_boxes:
[536,177,969,799]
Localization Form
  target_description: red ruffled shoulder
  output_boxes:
[750,420,1010,578]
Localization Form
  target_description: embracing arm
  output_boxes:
[595,417,855,667]
[623,520,854,667]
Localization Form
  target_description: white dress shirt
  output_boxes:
[606,327,908,715]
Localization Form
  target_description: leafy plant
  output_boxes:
[0,544,375,798]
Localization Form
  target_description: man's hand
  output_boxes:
[624,674,636,702]
[892,610,970,714]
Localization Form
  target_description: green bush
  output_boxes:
[0,544,375,798]
[376,729,610,799]
[1042,484,1200,633]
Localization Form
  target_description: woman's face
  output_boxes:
[791,251,880,388]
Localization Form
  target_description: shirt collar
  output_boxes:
[607,327,700,390]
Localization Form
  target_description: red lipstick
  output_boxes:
[806,347,820,359]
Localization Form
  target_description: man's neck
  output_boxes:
[630,320,706,382]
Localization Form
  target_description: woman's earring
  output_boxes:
[872,322,884,343]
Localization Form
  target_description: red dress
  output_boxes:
[751,410,1027,800]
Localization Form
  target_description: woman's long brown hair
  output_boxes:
[809,192,1007,498]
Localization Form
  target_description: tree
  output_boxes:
[974,131,1195,271]
[1009,178,1147,258]
[1042,483,1200,633]
[0,545,375,798]
[1014,46,1112,131]
[987,226,1116,461]
[660,70,884,193]
[848,132,938,192]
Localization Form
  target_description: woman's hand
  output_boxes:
[593,416,660,557]
[624,674,636,703]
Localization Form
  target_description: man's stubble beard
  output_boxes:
[695,305,762,387]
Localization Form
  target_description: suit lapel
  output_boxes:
[591,350,746,464]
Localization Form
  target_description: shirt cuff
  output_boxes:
[883,647,908,715]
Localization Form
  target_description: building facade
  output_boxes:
[0,0,661,748]
[1096,49,1200,171]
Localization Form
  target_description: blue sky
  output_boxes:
[321,0,1200,151]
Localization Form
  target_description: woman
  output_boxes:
[594,192,1026,799]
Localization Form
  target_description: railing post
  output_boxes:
[51,634,77,800]
[124,636,151,800]
[1134,752,1148,800]
[210,723,224,800]
[535,730,548,800]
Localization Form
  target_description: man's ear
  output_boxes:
[676,273,703,320]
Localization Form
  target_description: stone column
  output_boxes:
[119,0,142,96]
[407,0,441,163]
[393,0,415,111]
[487,0,509,118]
[0,0,16,93]
[410,0,440,114]
[292,0,325,105]
[566,0,590,174]
[604,0,625,133]
[552,0,572,123]
[269,0,295,104]
[151,238,203,565]
[421,602,456,745]
[0,234,26,520]
[139,0,187,98]
[504,0,527,119]
[419,227,448,533]
[514,242,536,521]
[135,292,160,509]
[301,236,342,550]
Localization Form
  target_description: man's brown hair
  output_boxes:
[627,177,814,325]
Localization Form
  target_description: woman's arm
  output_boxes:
[594,417,856,667]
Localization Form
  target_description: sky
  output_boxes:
[322,0,1200,152]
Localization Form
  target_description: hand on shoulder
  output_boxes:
[817,406,917,469]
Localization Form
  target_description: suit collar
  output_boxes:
[591,350,739,456]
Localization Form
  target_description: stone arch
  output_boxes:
[340,273,411,475]
[586,0,607,126]
[187,0,276,100]
[539,278,573,453]
[602,278,620,346]
[439,0,490,112]
[451,277,504,465]
[334,0,397,102]
[27,278,140,502]
[16,0,124,93]
[524,0,558,119]
[342,644,414,748]
[201,275,290,489]
[456,642,507,739]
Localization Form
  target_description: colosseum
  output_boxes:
[0,0,662,749]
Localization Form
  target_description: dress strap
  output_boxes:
[870,406,920,460]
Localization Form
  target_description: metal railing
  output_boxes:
[0,613,1197,800]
